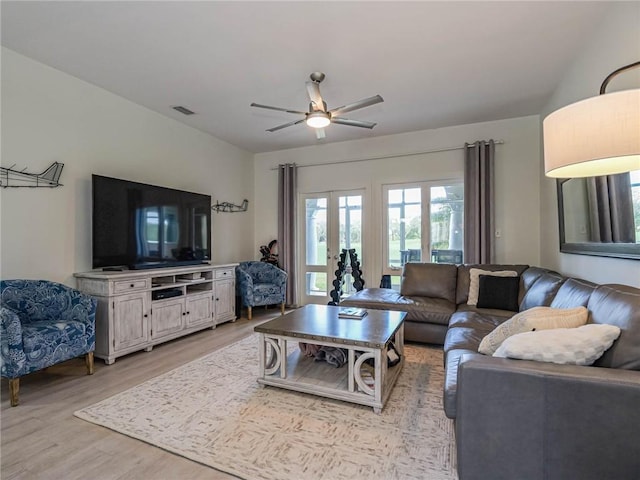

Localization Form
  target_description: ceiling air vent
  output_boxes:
[172,106,195,115]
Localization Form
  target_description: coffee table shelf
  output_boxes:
[255,305,406,413]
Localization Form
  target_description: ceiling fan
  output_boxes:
[251,72,384,139]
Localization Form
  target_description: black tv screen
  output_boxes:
[92,175,211,269]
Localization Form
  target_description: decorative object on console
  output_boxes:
[211,199,248,213]
[478,306,589,356]
[0,161,64,188]
[543,61,640,178]
[0,279,96,406]
[251,72,383,140]
[493,324,621,366]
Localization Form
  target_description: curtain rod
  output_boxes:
[271,140,504,170]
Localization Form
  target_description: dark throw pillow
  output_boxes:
[476,275,520,312]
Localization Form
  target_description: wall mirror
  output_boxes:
[557,170,640,260]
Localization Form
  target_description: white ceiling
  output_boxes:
[1,1,612,153]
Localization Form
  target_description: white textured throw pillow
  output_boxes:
[493,324,621,365]
[478,306,589,355]
[467,268,518,306]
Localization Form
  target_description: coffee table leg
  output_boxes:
[279,338,287,379]
[258,333,266,379]
[374,348,383,408]
[263,336,282,376]
[348,349,355,393]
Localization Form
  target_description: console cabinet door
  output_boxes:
[214,278,236,324]
[113,292,149,351]
[186,292,214,328]
[151,298,185,339]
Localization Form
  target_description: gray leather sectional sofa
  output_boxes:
[341,262,640,480]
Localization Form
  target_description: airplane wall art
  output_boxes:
[1,162,64,188]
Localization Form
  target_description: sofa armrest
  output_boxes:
[0,306,26,379]
[235,268,254,297]
[274,268,288,289]
[456,355,640,480]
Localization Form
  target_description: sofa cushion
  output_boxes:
[445,312,506,354]
[448,310,506,329]
[340,288,455,326]
[550,277,597,309]
[589,284,640,370]
[493,324,621,366]
[456,264,529,305]
[478,306,589,356]
[454,303,515,320]
[401,263,457,302]
[402,296,456,325]
[467,268,518,306]
[519,271,566,311]
[476,275,520,311]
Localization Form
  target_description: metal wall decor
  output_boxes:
[1,162,64,188]
[211,199,248,213]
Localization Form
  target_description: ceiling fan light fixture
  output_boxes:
[306,111,331,129]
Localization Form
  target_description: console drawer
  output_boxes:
[114,279,149,293]
[215,268,234,279]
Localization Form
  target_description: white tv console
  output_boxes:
[75,263,238,364]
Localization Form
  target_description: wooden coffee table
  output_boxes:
[254,304,406,413]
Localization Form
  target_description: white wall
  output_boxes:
[254,115,541,289]
[0,48,255,286]
[540,3,640,287]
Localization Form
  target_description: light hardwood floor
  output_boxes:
[1,309,284,480]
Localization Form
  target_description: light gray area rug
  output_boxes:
[75,335,457,480]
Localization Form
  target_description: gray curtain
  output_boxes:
[278,163,298,306]
[464,140,495,264]
[586,173,635,243]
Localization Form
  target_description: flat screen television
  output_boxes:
[92,175,211,270]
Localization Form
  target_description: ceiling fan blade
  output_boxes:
[329,95,384,116]
[266,118,306,132]
[250,103,306,115]
[305,81,326,112]
[315,128,326,140]
[331,117,377,129]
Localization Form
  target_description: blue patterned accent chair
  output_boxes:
[1,279,97,406]
[236,261,287,320]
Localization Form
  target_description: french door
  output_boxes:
[299,190,365,305]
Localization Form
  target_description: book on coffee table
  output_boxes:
[338,307,368,319]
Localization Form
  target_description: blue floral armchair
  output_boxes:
[236,261,287,320]
[1,279,97,406]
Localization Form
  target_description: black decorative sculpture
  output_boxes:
[328,249,365,306]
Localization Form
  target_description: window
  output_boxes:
[383,182,463,290]
[632,170,640,242]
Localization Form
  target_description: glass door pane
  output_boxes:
[339,194,362,297]
[387,187,422,269]
[429,185,464,264]
[303,196,328,300]
[300,191,365,305]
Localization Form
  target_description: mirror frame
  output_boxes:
[557,179,640,260]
